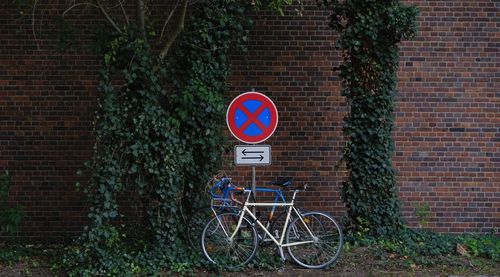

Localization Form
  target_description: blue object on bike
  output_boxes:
[268,179,293,187]
[209,178,288,208]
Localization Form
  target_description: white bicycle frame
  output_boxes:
[217,185,317,261]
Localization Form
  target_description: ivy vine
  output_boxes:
[167,2,251,211]
[323,0,418,237]
[0,171,23,237]
[63,1,251,276]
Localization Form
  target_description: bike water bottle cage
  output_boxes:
[268,179,293,188]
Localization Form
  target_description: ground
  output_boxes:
[0,246,498,277]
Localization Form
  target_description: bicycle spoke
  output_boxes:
[186,206,219,249]
[201,213,258,269]
[233,243,250,262]
[286,212,343,269]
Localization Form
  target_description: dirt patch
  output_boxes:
[0,263,63,277]
[197,247,499,277]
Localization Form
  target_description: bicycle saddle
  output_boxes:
[268,179,293,187]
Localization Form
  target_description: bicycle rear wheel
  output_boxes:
[201,212,258,269]
[286,211,343,269]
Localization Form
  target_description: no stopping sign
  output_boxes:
[226,92,278,144]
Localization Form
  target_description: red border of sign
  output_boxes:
[226,92,278,144]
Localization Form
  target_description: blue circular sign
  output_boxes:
[226,92,278,144]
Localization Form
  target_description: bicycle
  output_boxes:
[200,183,343,269]
[185,174,294,249]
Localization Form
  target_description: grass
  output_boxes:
[0,243,66,274]
[0,234,499,277]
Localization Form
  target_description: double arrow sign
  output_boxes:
[234,145,271,166]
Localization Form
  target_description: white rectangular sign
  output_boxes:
[234,145,271,166]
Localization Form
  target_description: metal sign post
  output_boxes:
[250,89,256,212]
[252,166,256,207]
[226,89,278,214]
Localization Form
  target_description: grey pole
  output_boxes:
[252,166,256,199]
[251,88,257,214]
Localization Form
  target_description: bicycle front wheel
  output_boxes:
[286,211,343,269]
[201,212,258,269]
[186,206,216,249]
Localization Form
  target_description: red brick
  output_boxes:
[0,0,498,241]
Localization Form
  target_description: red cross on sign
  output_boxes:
[226,92,278,144]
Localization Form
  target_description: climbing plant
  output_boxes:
[166,3,251,211]
[0,171,23,237]
[323,0,418,237]
[52,0,253,275]
[57,0,273,275]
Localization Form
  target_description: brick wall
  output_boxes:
[0,1,498,240]
[226,5,346,219]
[0,2,99,240]
[227,0,499,233]
[395,0,499,232]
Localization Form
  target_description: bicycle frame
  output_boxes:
[220,186,316,261]
[210,179,287,209]
[209,179,288,242]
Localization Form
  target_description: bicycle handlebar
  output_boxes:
[208,174,307,200]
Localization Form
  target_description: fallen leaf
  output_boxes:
[456,243,470,257]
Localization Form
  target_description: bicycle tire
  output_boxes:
[186,205,240,249]
[201,212,258,269]
[285,211,343,269]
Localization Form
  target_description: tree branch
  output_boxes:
[32,0,40,50]
[62,2,123,34]
[159,0,181,41]
[118,0,129,27]
[158,0,189,61]
[98,2,123,34]
[62,2,99,18]
[136,0,146,39]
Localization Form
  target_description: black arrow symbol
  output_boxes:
[242,149,264,156]
[241,155,264,161]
